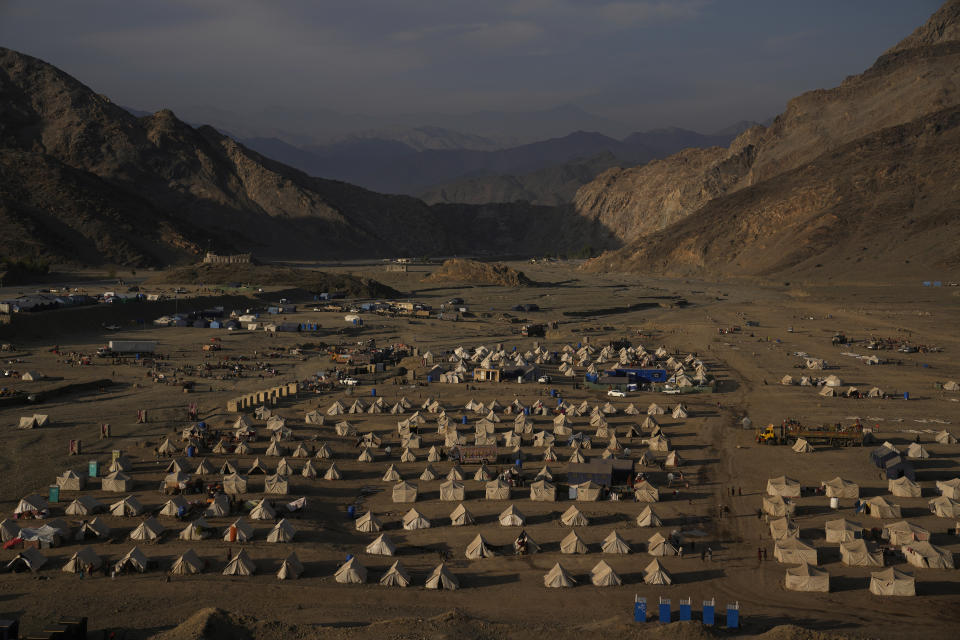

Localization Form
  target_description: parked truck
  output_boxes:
[756,419,864,447]
[96,340,157,357]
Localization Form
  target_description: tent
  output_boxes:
[769,517,800,541]
[530,479,556,502]
[865,496,901,519]
[906,443,929,459]
[65,496,104,516]
[247,457,269,474]
[424,563,459,590]
[636,506,662,527]
[634,481,660,503]
[781,375,795,385]
[792,438,814,453]
[647,532,677,556]
[774,538,817,565]
[249,499,276,520]
[170,549,204,576]
[305,410,324,425]
[440,480,466,501]
[576,481,602,502]
[601,530,632,554]
[785,564,829,593]
[323,463,342,481]
[902,541,954,569]
[400,448,417,463]
[277,552,303,580]
[869,568,915,596]
[762,495,796,517]
[672,404,689,419]
[560,505,589,527]
[7,547,47,573]
[643,558,673,585]
[326,401,345,416]
[499,505,525,526]
[766,476,801,497]
[935,430,958,445]
[465,534,496,559]
[223,549,256,576]
[130,518,165,541]
[840,539,883,566]
[427,446,442,462]
[402,508,431,530]
[333,556,367,584]
[450,503,476,526]
[929,496,960,518]
[819,386,839,397]
[543,562,577,588]
[936,478,960,499]
[108,456,133,473]
[889,476,921,498]
[366,533,398,556]
[62,547,102,573]
[264,474,289,495]
[647,403,665,415]
[114,547,149,574]
[179,518,211,541]
[109,496,144,517]
[357,448,375,463]
[102,471,133,492]
[824,518,862,543]
[223,519,254,543]
[0,519,21,543]
[382,464,402,483]
[561,530,589,554]
[447,465,466,481]
[485,479,511,500]
[822,477,859,499]
[335,421,356,436]
[267,519,296,543]
[883,521,929,545]
[590,560,622,586]
[223,473,249,495]
[379,560,411,587]
[301,459,318,479]
[392,481,419,503]
[75,518,110,541]
[56,470,86,491]
[194,458,216,475]
[943,380,959,391]
[355,511,382,533]
[419,465,438,482]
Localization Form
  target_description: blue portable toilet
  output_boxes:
[726,603,740,629]
[88,460,99,478]
[462,415,468,424]
[702,600,715,626]
[658,598,671,623]
[186,445,196,457]
[371,388,377,397]
[347,505,356,518]
[634,596,647,622]
[48,485,60,504]
[524,407,530,415]
[904,392,910,400]
[679,599,691,621]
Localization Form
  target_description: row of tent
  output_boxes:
[785,563,918,596]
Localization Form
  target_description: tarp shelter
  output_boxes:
[590,560,621,586]
[130,518,165,541]
[889,477,921,498]
[561,505,589,527]
[267,519,295,543]
[822,477,859,499]
[450,503,476,526]
[825,519,862,543]
[774,538,817,565]
[767,476,801,497]
[223,549,256,576]
[884,521,929,545]
[602,531,632,554]
[865,496,901,519]
[425,563,459,590]
[544,562,576,588]
[277,553,303,580]
[223,519,254,543]
[393,481,418,503]
[499,505,525,526]
[62,547,102,573]
[903,541,954,569]
[440,480,466,501]
[643,559,672,585]
[355,512,382,532]
[114,547,149,573]
[379,560,411,587]
[402,508,431,530]
[366,533,397,556]
[465,534,496,559]
[840,539,883,566]
[870,568,915,596]
[785,564,829,592]
[7,547,47,573]
[647,532,677,556]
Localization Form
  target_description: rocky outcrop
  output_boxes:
[424,259,534,287]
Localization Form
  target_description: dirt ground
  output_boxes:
[1,261,959,639]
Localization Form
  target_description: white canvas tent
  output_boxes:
[785,564,829,592]
[840,539,883,567]
[543,562,576,588]
[869,568,915,596]
[424,563,459,590]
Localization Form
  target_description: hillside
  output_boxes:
[150,264,398,298]
[0,48,612,267]
[579,0,960,279]
[423,259,534,287]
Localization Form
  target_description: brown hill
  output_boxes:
[0,49,612,267]
[577,0,960,279]
[424,259,534,287]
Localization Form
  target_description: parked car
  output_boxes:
[607,389,626,398]
[662,385,682,395]
[537,375,551,384]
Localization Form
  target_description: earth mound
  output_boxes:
[424,258,534,287]
[149,263,399,298]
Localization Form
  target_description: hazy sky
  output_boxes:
[0,0,943,134]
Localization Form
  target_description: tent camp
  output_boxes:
[277,552,303,580]
[822,477,859,499]
[840,539,883,567]
[767,476,801,498]
[785,564,829,593]
[590,560,622,586]
[543,562,576,588]
[334,557,367,584]
[379,560,411,587]
[774,538,817,565]
[223,549,256,576]
[869,568,915,596]
[366,533,398,556]
[465,534,496,559]
[825,518,863,543]
[643,559,672,585]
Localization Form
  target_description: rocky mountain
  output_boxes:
[0,47,613,267]
[579,0,960,279]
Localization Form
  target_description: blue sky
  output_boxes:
[0,0,943,133]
